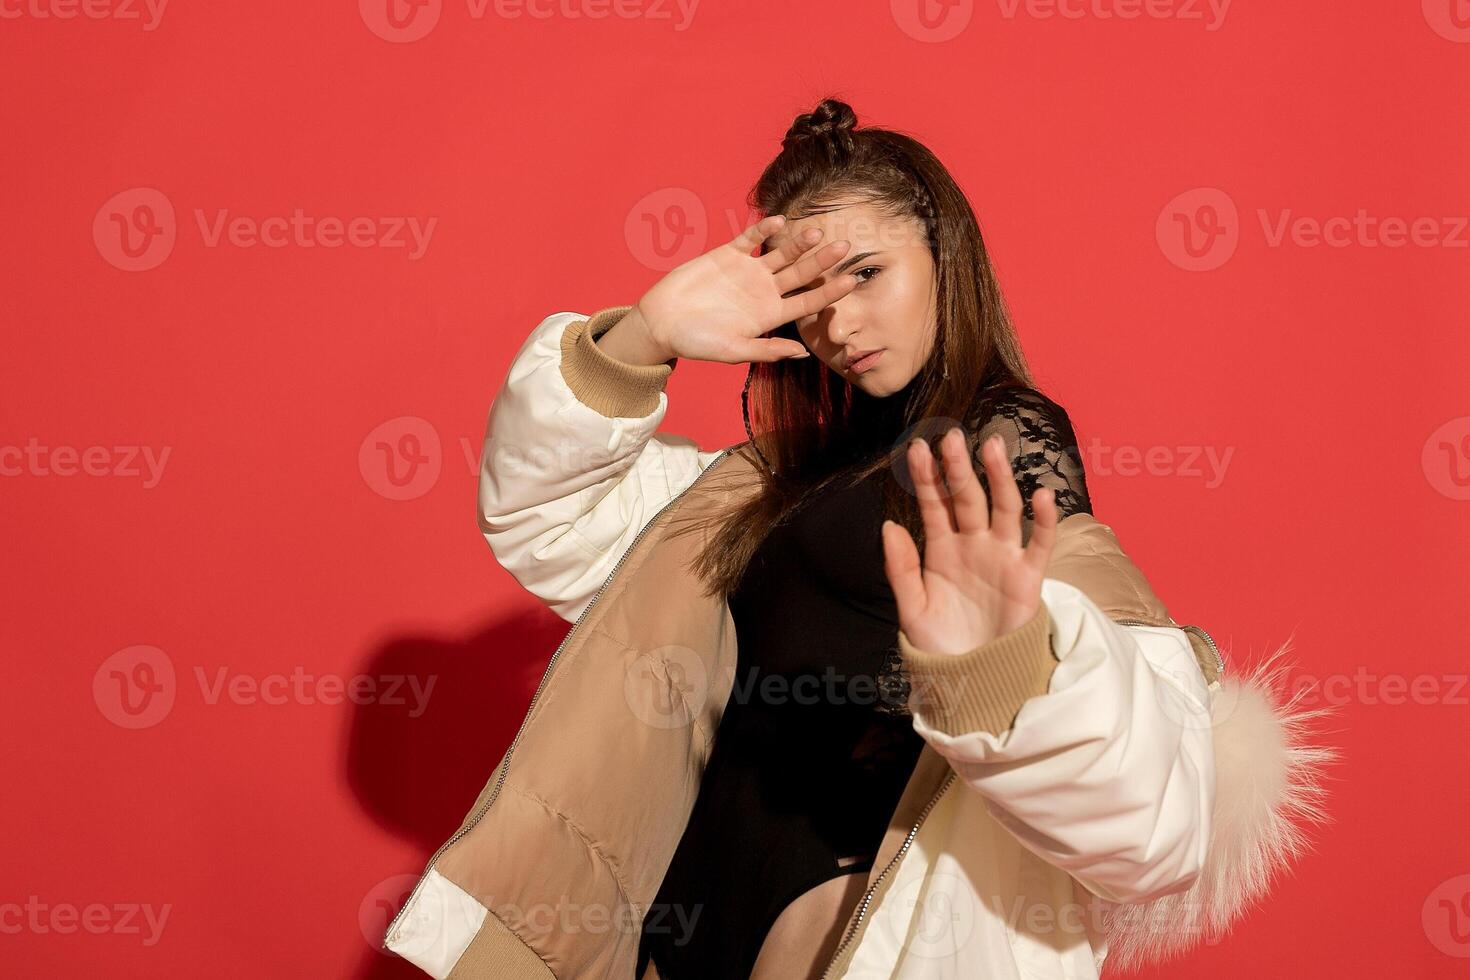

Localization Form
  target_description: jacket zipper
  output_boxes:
[819,770,957,979]
[1114,618,1226,681]
[385,445,736,946]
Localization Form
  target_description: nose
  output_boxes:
[822,309,857,348]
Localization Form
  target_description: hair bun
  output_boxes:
[783,98,858,151]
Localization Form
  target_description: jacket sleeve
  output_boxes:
[478,306,724,623]
[897,577,1216,905]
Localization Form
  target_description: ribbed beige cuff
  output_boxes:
[898,603,1058,736]
[449,906,555,978]
[557,305,676,419]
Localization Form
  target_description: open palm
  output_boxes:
[881,429,1059,656]
[634,214,859,366]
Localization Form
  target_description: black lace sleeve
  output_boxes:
[969,386,1092,544]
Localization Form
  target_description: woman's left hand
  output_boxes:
[881,428,1059,656]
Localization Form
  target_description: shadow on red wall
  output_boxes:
[345,607,572,978]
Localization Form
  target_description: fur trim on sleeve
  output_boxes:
[1101,637,1342,972]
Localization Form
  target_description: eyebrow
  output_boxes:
[833,250,879,275]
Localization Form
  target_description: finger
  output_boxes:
[728,337,811,363]
[938,427,989,534]
[759,223,825,272]
[909,437,956,544]
[881,519,927,628]
[729,214,786,257]
[779,268,859,322]
[772,238,851,296]
[981,433,1024,548]
[1023,486,1059,573]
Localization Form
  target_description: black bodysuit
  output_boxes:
[637,384,1092,980]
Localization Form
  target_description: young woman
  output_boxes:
[620,100,1102,979]
[385,97,1328,980]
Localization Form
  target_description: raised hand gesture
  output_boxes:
[881,429,1059,656]
[615,214,860,366]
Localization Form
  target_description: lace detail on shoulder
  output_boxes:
[971,386,1092,542]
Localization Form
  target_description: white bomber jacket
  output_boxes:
[384,308,1337,979]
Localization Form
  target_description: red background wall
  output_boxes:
[4,1,1468,976]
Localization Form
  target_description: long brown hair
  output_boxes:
[673,96,1039,601]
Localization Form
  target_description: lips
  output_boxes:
[847,349,884,373]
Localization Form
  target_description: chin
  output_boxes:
[855,373,895,396]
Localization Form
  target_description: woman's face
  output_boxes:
[781,201,939,397]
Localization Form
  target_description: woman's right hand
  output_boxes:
[617,215,860,366]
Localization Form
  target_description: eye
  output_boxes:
[852,266,882,284]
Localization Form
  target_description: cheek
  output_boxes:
[794,320,823,357]
[914,316,938,360]
[879,279,931,349]
[892,274,931,322]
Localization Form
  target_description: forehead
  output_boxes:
[777,201,925,253]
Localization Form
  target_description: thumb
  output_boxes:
[882,520,926,626]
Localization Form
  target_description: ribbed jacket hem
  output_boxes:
[558,305,675,419]
[898,604,1058,736]
[446,907,555,978]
